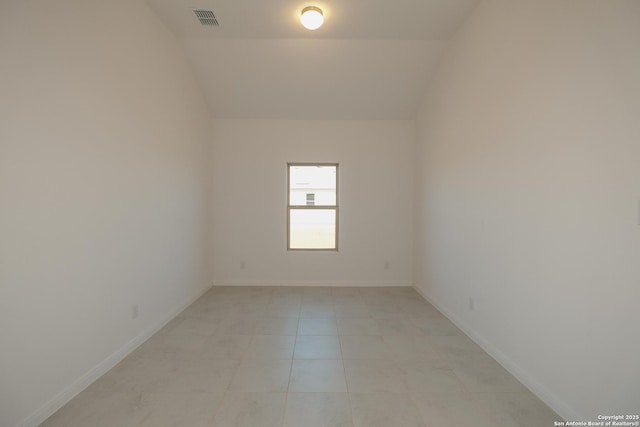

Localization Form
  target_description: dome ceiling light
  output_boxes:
[300,6,324,30]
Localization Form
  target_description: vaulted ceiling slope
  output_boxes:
[146,0,480,119]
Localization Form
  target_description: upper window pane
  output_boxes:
[289,165,337,206]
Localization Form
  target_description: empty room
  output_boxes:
[1,0,639,426]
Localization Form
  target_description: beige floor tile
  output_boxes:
[269,294,302,306]
[138,392,225,427]
[255,317,299,334]
[350,393,426,427]
[244,335,295,359]
[298,318,338,335]
[368,305,407,319]
[333,303,372,317]
[449,354,526,392]
[41,287,561,427]
[184,305,238,323]
[228,359,292,392]
[471,391,561,427]
[294,335,342,359]
[209,392,286,427]
[330,287,362,298]
[300,302,335,317]
[271,287,303,297]
[216,317,258,335]
[331,293,365,305]
[402,301,443,318]
[290,360,347,392]
[340,335,393,359]
[160,316,219,336]
[89,358,239,393]
[131,333,207,361]
[199,334,252,360]
[374,318,419,335]
[230,303,268,317]
[40,391,148,427]
[302,287,333,296]
[302,294,334,305]
[166,359,240,393]
[284,393,353,427]
[411,317,463,336]
[264,303,301,317]
[397,360,463,393]
[382,336,446,363]
[337,317,381,335]
[412,392,495,427]
[344,359,407,393]
[427,335,485,361]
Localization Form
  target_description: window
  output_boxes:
[306,193,315,206]
[287,163,338,250]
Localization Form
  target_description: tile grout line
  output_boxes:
[280,316,300,427]
[334,299,357,427]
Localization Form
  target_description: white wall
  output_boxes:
[212,119,413,287]
[0,1,213,426]
[414,0,640,420]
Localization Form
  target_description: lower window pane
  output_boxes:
[289,209,336,249]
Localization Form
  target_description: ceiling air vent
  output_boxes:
[194,10,219,26]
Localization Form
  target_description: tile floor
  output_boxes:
[41,286,561,427]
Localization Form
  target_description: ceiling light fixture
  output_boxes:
[300,6,323,30]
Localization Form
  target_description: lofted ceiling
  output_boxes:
[146,0,480,119]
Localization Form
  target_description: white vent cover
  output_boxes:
[194,10,219,26]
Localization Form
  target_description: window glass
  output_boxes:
[287,164,338,250]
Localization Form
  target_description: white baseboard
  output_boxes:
[214,280,413,287]
[15,283,213,427]
[412,284,582,422]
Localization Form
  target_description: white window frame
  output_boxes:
[287,162,339,251]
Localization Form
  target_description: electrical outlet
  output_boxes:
[132,304,139,319]
[468,298,474,311]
